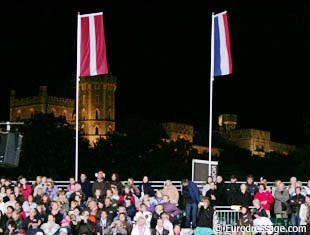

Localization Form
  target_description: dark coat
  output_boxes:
[215,182,226,206]
[196,206,214,228]
[205,189,219,206]
[235,191,252,207]
[225,183,239,205]
[79,180,92,199]
[139,183,155,197]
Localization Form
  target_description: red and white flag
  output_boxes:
[77,12,108,76]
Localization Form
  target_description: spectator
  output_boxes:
[252,199,273,235]
[103,197,117,223]
[95,210,110,235]
[119,186,136,206]
[274,182,290,219]
[49,201,64,225]
[152,191,165,206]
[105,219,127,235]
[202,176,213,198]
[22,195,37,217]
[289,186,305,234]
[161,212,173,235]
[114,206,133,225]
[215,175,226,206]
[79,173,92,200]
[75,210,96,235]
[225,175,239,206]
[151,204,165,229]
[162,195,179,224]
[119,212,132,234]
[246,175,258,201]
[302,180,310,196]
[142,194,155,213]
[205,182,219,207]
[45,179,58,201]
[33,186,44,204]
[254,183,274,218]
[0,196,4,214]
[0,187,6,199]
[161,180,179,205]
[140,176,155,199]
[271,179,282,197]
[131,216,151,235]
[299,194,310,231]
[288,176,298,196]
[15,201,26,220]
[18,176,32,202]
[134,203,152,228]
[235,183,252,208]
[181,179,200,228]
[40,214,60,235]
[110,173,124,194]
[124,197,136,220]
[5,193,17,212]
[126,178,140,197]
[13,186,24,204]
[92,171,111,197]
[152,218,169,235]
[237,206,253,226]
[196,197,214,229]
[66,177,76,193]
[173,224,181,235]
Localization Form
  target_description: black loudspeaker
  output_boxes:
[0,132,23,167]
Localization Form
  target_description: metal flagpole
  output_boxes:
[208,12,215,176]
[75,12,81,181]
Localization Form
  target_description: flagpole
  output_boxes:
[75,12,81,181]
[208,12,215,176]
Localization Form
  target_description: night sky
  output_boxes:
[0,1,307,144]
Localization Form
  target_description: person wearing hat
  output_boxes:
[92,171,111,197]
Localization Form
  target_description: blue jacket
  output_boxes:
[188,181,201,203]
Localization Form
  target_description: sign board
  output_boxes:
[191,159,218,182]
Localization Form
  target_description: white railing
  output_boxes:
[25,180,307,193]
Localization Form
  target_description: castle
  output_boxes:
[9,75,117,145]
[218,114,295,156]
[162,114,296,157]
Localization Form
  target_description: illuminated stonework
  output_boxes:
[218,114,295,156]
[9,75,117,146]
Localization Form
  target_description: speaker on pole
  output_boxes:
[0,131,23,167]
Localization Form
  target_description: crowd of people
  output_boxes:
[0,172,309,235]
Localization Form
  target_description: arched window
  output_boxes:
[82,109,86,120]
[95,126,99,135]
[95,109,99,120]
[82,95,86,105]
[107,108,111,120]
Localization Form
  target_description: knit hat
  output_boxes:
[95,170,105,178]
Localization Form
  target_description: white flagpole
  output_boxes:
[75,12,81,181]
[208,12,215,176]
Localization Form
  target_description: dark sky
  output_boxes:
[0,1,307,144]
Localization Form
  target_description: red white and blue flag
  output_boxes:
[77,12,108,77]
[212,11,232,76]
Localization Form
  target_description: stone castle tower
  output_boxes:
[79,75,117,144]
[9,74,117,145]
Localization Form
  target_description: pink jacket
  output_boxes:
[254,190,274,211]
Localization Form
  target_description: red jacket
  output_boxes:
[20,184,32,201]
[118,193,135,205]
[254,190,274,211]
